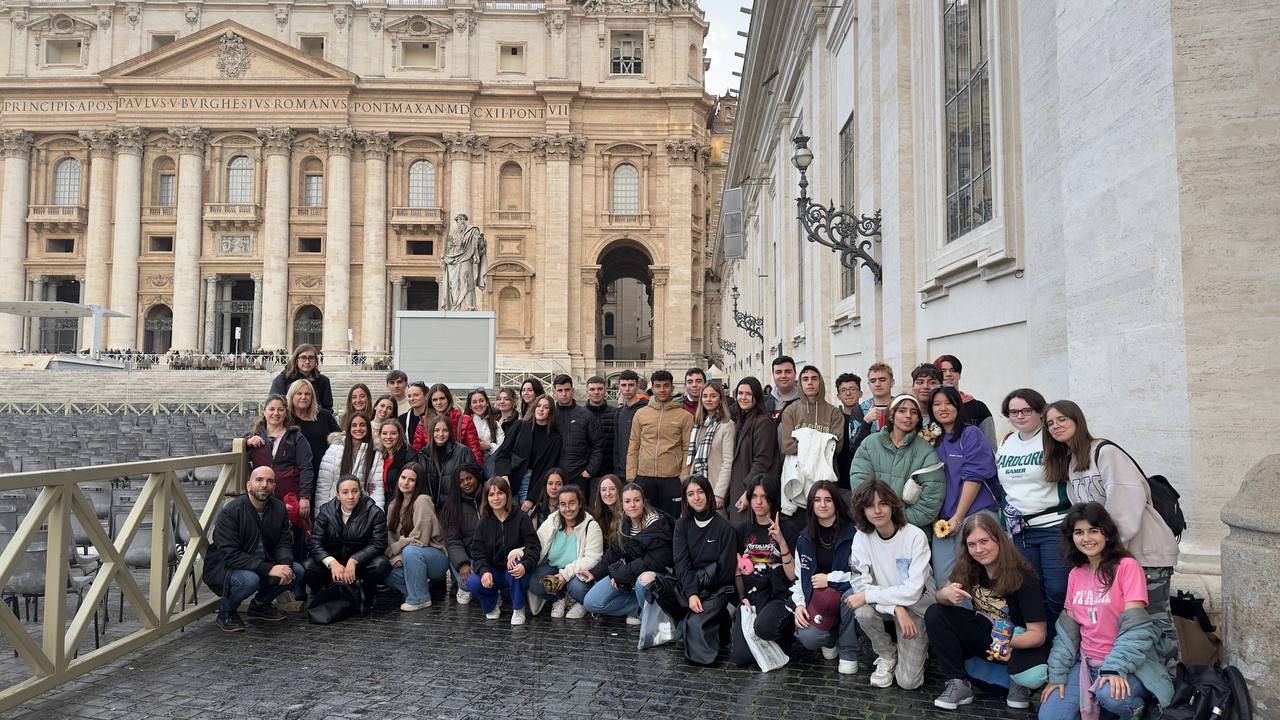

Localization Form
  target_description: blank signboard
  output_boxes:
[393,311,496,387]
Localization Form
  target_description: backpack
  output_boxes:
[1093,440,1187,539]
[1159,663,1254,720]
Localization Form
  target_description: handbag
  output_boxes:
[739,604,790,672]
[306,582,361,625]
[643,574,689,622]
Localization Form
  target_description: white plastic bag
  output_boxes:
[739,604,790,672]
[637,601,676,650]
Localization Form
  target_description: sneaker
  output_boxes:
[456,589,473,605]
[484,607,501,620]
[511,609,527,626]
[275,591,304,613]
[399,599,432,612]
[565,600,586,619]
[821,646,839,660]
[626,613,642,626]
[245,603,287,622]
[1006,682,1032,709]
[933,679,975,710]
[838,659,859,675]
[870,656,896,688]
[550,598,567,618]
[216,610,246,632]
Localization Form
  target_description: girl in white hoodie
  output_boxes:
[527,485,603,619]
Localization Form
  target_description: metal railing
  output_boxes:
[0,401,261,416]
[0,442,246,712]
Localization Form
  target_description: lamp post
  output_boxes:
[730,285,764,341]
[791,131,883,284]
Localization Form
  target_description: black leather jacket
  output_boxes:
[308,494,388,566]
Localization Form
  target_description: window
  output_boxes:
[298,237,322,253]
[602,344,615,360]
[611,163,639,215]
[151,34,176,51]
[53,158,81,205]
[498,163,523,211]
[688,44,701,81]
[603,312,615,337]
[498,287,521,335]
[838,114,856,297]
[153,156,176,206]
[299,36,326,59]
[499,45,525,74]
[943,0,993,241]
[226,156,253,204]
[302,158,324,207]
[406,240,433,256]
[46,39,83,65]
[403,41,437,68]
[407,160,436,208]
[149,236,173,253]
[46,238,75,253]
[610,32,644,75]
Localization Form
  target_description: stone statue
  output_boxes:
[442,213,487,311]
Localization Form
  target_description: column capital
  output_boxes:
[356,131,391,158]
[168,126,209,156]
[442,132,488,159]
[0,130,34,159]
[319,126,355,157]
[651,266,670,287]
[114,127,146,156]
[532,133,585,161]
[390,278,405,287]
[202,272,218,283]
[256,127,295,157]
[79,129,117,159]
[251,273,263,283]
[665,137,709,166]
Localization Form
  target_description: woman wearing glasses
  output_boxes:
[269,344,334,411]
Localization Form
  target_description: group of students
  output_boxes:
[205,344,1182,719]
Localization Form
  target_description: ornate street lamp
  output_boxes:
[730,285,764,341]
[791,131,883,284]
[718,338,737,358]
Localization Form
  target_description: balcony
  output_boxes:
[290,206,327,224]
[601,210,651,228]
[203,203,262,231]
[389,206,444,233]
[489,210,531,226]
[142,205,176,224]
[27,205,87,232]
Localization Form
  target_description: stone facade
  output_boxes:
[0,0,715,379]
[718,0,1280,602]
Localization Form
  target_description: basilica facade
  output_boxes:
[0,0,714,377]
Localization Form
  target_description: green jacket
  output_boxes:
[849,430,945,529]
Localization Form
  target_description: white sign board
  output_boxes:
[393,311,496,388]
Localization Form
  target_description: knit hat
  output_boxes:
[888,394,922,415]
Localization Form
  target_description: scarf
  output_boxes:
[685,416,720,474]
[626,510,660,537]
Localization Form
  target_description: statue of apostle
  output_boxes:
[441,213,488,311]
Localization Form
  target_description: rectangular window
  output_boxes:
[838,115,856,297]
[46,238,75,253]
[151,34,176,51]
[943,0,993,241]
[610,32,644,75]
[499,45,525,74]
[403,42,437,68]
[406,240,434,256]
[149,236,173,253]
[299,36,326,59]
[158,174,176,206]
[303,175,324,207]
[297,237,322,254]
[45,39,83,66]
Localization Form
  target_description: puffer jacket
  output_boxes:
[1048,607,1174,707]
[307,494,388,566]
[555,400,604,481]
[585,400,616,476]
[528,511,605,615]
[442,488,483,572]
[626,397,695,479]
[589,511,675,587]
[316,441,385,510]
[420,441,472,510]
[849,429,946,529]
[447,407,484,465]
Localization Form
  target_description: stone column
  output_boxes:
[662,138,704,366]
[1222,455,1280,714]
[389,278,403,350]
[651,267,669,362]
[79,129,115,342]
[168,126,208,351]
[0,131,33,350]
[443,132,473,221]
[532,133,584,361]
[319,127,354,356]
[28,276,44,351]
[251,273,263,350]
[357,132,390,352]
[256,127,293,351]
[203,274,218,352]
[108,127,145,348]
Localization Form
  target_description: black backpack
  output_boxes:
[1093,440,1187,539]
[1159,663,1254,720]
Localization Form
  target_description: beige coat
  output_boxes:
[626,397,695,479]
[384,493,446,560]
[686,420,736,501]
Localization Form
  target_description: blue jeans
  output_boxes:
[464,568,530,613]
[582,574,655,617]
[385,545,449,605]
[516,469,533,506]
[795,588,861,662]
[1038,661,1148,720]
[220,562,304,613]
[1013,524,1069,638]
[529,565,591,603]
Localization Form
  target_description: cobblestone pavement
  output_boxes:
[4,591,1038,720]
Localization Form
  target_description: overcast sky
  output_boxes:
[703,0,752,96]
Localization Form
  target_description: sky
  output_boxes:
[702,0,752,96]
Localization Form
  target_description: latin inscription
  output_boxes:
[1,97,572,119]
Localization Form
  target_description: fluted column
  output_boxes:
[79,129,115,342]
[319,127,354,355]
[357,131,389,352]
[28,276,44,350]
[108,127,145,348]
[169,126,208,350]
[203,273,218,351]
[251,272,263,350]
[256,127,293,351]
[532,133,584,359]
[0,130,33,351]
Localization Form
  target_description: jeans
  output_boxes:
[464,569,530,613]
[1013,524,1069,638]
[794,588,861,662]
[385,545,450,605]
[516,469,533,506]
[933,508,998,590]
[220,562,305,613]
[1038,661,1148,720]
[529,565,591,603]
[582,574,654,617]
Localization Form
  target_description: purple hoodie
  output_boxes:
[934,424,1000,520]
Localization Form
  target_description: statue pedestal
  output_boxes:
[393,310,495,387]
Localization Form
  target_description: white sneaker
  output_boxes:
[484,608,501,620]
[821,646,839,660]
[870,656,896,688]
[510,609,527,626]
[399,599,432,612]
[626,613,642,626]
[565,600,586,619]
[838,659,859,675]
[456,589,472,605]
[550,598,567,618]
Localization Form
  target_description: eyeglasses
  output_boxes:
[1006,408,1037,418]
[838,387,860,394]
[297,355,317,361]
[1045,417,1073,428]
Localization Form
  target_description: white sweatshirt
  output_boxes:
[848,523,936,617]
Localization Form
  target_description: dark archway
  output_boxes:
[292,305,323,349]
[596,240,653,363]
[143,304,173,354]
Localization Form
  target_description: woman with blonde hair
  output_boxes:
[286,378,339,507]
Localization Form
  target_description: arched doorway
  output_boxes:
[292,305,323,349]
[596,240,653,363]
[143,305,173,354]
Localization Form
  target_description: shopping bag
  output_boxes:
[739,604,790,672]
[637,600,676,650]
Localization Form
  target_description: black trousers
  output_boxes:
[303,555,392,608]
[635,475,682,519]
[729,596,795,667]
[681,590,732,666]
[923,602,1049,680]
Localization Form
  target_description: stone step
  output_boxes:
[0,368,390,406]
